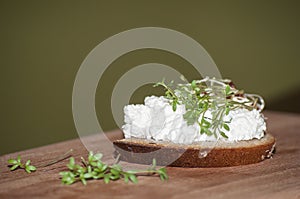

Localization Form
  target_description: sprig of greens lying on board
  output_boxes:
[7,150,168,184]
[60,151,168,185]
[7,149,73,174]
[154,77,259,138]
[8,155,36,173]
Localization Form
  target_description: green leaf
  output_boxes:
[225,107,230,115]
[8,159,17,164]
[94,153,103,161]
[129,174,138,183]
[67,157,75,170]
[59,171,68,176]
[17,155,21,163]
[104,175,110,184]
[77,167,86,174]
[60,171,76,185]
[200,128,205,134]
[81,178,87,185]
[198,102,204,109]
[206,130,213,136]
[158,168,168,181]
[172,101,177,111]
[158,167,166,174]
[90,161,97,167]
[109,175,120,180]
[124,174,129,183]
[10,164,19,171]
[183,110,192,119]
[88,151,94,162]
[87,165,92,173]
[27,165,36,171]
[202,119,211,126]
[225,85,231,95]
[183,110,198,125]
[100,164,108,172]
[83,173,93,179]
[223,123,230,131]
[25,167,31,173]
[220,131,229,139]
[191,80,196,89]
[152,159,157,168]
[160,174,165,181]
[93,173,104,179]
[110,168,119,175]
[25,160,31,166]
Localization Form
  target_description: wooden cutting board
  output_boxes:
[0,111,299,199]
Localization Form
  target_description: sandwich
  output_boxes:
[113,77,276,167]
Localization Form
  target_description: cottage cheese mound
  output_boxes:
[122,96,266,144]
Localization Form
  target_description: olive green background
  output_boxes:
[1,0,299,155]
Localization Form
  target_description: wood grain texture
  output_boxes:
[0,111,299,199]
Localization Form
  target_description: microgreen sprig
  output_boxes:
[154,77,262,139]
[7,149,73,174]
[8,155,36,173]
[60,152,168,185]
[154,79,179,111]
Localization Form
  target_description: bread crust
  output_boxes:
[113,134,276,167]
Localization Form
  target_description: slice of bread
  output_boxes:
[113,133,276,167]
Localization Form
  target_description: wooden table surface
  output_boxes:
[0,111,299,199]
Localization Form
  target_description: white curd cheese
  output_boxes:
[122,96,266,144]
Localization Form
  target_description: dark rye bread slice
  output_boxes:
[113,133,276,167]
